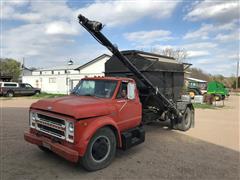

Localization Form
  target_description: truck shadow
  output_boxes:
[1,107,239,180]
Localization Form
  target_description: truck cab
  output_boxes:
[24,77,144,171]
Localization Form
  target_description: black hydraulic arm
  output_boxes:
[77,14,182,118]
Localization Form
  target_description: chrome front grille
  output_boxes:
[35,113,66,140]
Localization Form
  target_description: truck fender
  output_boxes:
[76,116,122,156]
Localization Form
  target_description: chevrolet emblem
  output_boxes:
[47,106,52,110]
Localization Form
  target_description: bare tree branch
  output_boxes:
[153,48,188,62]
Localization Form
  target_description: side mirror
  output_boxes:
[127,83,135,100]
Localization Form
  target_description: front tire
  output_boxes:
[81,127,116,171]
[38,145,52,153]
[188,90,196,99]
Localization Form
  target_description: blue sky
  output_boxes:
[1,0,239,76]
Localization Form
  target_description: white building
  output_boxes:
[22,54,110,94]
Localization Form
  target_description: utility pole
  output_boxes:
[66,59,73,94]
[236,58,239,89]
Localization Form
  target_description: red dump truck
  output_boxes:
[24,15,194,171]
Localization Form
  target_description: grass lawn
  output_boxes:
[31,92,66,99]
[193,103,216,109]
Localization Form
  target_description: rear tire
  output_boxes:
[6,91,14,97]
[35,91,40,95]
[81,127,116,171]
[178,107,193,131]
[214,94,222,101]
[221,95,225,100]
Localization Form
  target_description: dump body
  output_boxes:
[105,50,184,102]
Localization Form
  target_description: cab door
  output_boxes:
[25,84,35,95]
[19,83,27,95]
[114,81,142,131]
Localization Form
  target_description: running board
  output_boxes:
[121,125,145,150]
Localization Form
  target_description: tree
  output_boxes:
[0,58,21,81]
[158,48,188,62]
[189,68,211,81]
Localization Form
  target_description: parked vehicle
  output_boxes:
[186,78,207,98]
[207,81,229,101]
[0,82,41,97]
[24,15,194,171]
[187,85,202,98]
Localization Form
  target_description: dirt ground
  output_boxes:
[0,96,239,180]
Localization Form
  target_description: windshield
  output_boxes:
[72,79,117,98]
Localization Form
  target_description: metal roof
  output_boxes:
[186,77,207,83]
[38,64,81,71]
[76,54,110,70]
[34,54,110,71]
[121,50,175,60]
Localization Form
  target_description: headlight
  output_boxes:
[67,121,74,143]
[31,112,36,120]
[68,122,74,133]
[30,111,37,128]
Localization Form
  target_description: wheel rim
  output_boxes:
[90,135,111,163]
[8,93,13,97]
[215,96,219,101]
[189,92,195,98]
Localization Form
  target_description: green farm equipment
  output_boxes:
[207,81,229,101]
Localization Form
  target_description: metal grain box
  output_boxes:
[105,50,184,104]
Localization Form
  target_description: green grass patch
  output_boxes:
[193,103,216,109]
[31,92,66,99]
[0,97,14,100]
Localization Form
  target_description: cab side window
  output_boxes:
[25,84,32,88]
[117,82,128,99]
[20,84,26,88]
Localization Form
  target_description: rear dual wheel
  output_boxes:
[178,107,193,131]
[81,127,116,171]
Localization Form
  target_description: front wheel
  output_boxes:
[188,90,196,99]
[38,145,52,153]
[81,127,116,171]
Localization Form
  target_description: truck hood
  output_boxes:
[31,95,113,119]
